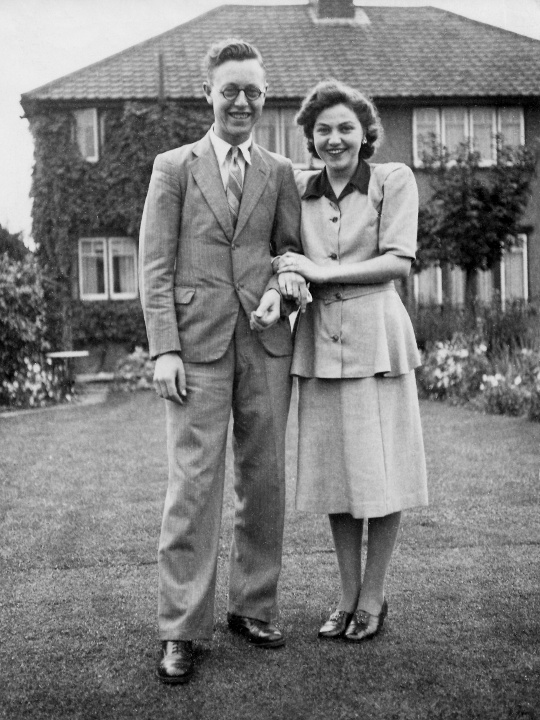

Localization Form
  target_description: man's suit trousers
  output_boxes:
[158,308,292,640]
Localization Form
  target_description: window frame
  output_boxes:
[413,264,443,305]
[412,106,524,168]
[412,107,441,166]
[79,236,138,301]
[253,107,311,167]
[73,108,100,163]
[500,234,528,307]
[79,237,109,301]
[108,237,139,300]
[497,107,525,149]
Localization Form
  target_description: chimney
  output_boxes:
[311,0,355,20]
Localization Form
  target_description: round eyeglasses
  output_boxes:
[219,85,265,102]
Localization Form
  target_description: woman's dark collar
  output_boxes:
[302,159,371,200]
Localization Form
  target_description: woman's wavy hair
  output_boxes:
[295,79,383,159]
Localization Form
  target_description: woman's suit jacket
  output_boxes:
[292,162,421,379]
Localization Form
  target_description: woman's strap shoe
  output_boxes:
[345,599,388,642]
[318,610,354,639]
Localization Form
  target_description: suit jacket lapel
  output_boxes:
[190,133,234,240]
[233,143,270,239]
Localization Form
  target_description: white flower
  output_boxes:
[514,376,522,386]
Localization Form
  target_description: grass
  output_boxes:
[0,389,539,720]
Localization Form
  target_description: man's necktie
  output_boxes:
[227,147,243,228]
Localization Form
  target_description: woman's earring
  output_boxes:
[362,138,367,145]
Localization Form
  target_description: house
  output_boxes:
[20,0,540,362]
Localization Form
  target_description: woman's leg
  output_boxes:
[357,511,401,616]
[328,513,364,613]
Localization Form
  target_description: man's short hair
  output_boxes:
[204,38,265,81]
[296,79,383,159]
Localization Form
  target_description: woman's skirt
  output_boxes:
[295,371,428,518]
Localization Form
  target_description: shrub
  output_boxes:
[0,253,73,408]
[1,356,68,408]
[411,300,540,354]
[417,336,491,401]
[418,335,540,422]
[115,346,154,391]
[0,253,57,406]
[478,300,540,355]
[71,300,147,350]
[416,140,536,305]
[528,388,540,422]
[480,375,530,416]
[0,253,45,376]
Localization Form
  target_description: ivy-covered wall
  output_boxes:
[27,100,213,350]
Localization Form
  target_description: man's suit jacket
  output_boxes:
[139,131,302,362]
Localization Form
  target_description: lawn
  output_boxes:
[0,389,539,720]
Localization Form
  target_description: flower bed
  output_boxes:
[1,356,70,408]
[417,337,540,422]
[114,346,154,391]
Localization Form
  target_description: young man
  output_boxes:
[139,38,305,683]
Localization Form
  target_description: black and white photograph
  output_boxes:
[1,1,539,718]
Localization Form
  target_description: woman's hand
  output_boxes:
[277,252,327,284]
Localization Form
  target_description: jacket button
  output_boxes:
[331,217,339,223]
[335,292,343,300]
[231,244,236,250]
[329,253,338,260]
[235,283,241,291]
[332,334,340,342]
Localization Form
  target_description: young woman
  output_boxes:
[277,80,428,641]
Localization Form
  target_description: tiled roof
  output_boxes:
[21,4,540,105]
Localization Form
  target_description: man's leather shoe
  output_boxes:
[227,613,285,648]
[345,599,388,642]
[318,610,354,639]
[156,640,193,684]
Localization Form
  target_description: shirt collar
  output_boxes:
[302,158,371,201]
[209,125,252,166]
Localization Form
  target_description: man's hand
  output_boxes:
[250,289,281,332]
[278,271,309,314]
[153,352,186,404]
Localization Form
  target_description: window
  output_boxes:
[501,234,528,305]
[476,269,495,304]
[413,106,524,166]
[413,265,442,305]
[499,108,522,148]
[79,238,107,300]
[446,265,465,306]
[253,108,311,165]
[415,236,528,308]
[414,108,440,161]
[79,237,137,300]
[73,108,99,162]
[470,107,495,159]
[444,108,468,155]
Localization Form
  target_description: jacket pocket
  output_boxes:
[174,286,195,304]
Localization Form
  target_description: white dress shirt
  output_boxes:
[209,126,252,189]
